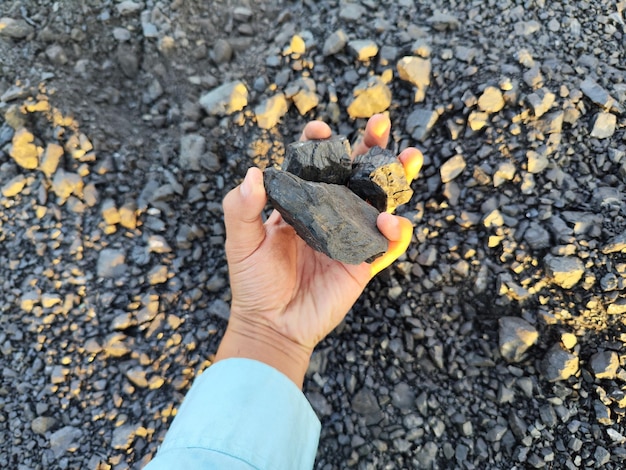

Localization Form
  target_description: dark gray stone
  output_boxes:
[349,146,413,212]
[351,387,383,424]
[406,108,439,142]
[589,350,619,379]
[524,222,551,250]
[580,77,623,114]
[264,168,387,264]
[49,426,83,458]
[541,344,579,382]
[545,255,585,289]
[283,136,352,185]
[499,316,539,362]
[97,249,127,278]
[323,29,348,56]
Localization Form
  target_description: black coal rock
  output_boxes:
[264,168,387,264]
[349,146,413,212]
[283,136,353,184]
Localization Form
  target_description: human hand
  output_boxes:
[215,114,422,387]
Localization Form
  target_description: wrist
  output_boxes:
[215,315,313,388]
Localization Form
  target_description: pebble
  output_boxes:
[545,255,585,289]
[148,265,168,285]
[498,316,539,362]
[40,143,64,178]
[126,368,149,388]
[199,81,248,116]
[49,426,83,458]
[527,150,549,174]
[112,424,137,450]
[405,108,439,142]
[31,416,57,435]
[97,249,127,278]
[580,77,623,113]
[348,39,378,61]
[397,56,431,102]
[116,0,143,16]
[255,93,289,129]
[179,133,206,171]
[352,387,382,423]
[116,44,139,78]
[323,29,348,56]
[524,222,551,250]
[232,6,252,22]
[51,169,84,201]
[477,86,505,113]
[45,45,68,66]
[208,298,230,321]
[0,17,33,38]
[322,29,348,56]
[440,155,466,183]
[113,27,132,42]
[9,128,39,169]
[212,39,233,64]
[589,351,619,379]
[1,175,26,198]
[339,4,366,22]
[590,112,616,139]
[347,76,391,119]
[493,161,516,187]
[427,11,459,31]
[292,86,319,115]
[541,344,579,381]
[467,111,489,131]
[391,382,416,410]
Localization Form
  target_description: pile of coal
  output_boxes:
[264,137,413,264]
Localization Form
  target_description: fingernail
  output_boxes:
[373,116,390,138]
[240,169,254,198]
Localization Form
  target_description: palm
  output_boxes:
[228,215,370,350]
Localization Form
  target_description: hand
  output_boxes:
[215,114,423,387]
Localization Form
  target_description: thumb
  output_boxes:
[223,167,267,263]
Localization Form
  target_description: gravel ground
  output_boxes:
[1,0,626,468]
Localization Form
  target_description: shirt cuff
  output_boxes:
[151,358,321,470]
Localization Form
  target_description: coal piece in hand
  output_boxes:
[283,136,353,185]
[349,146,413,212]
[264,167,387,264]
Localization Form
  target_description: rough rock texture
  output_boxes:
[283,136,353,184]
[541,344,580,382]
[545,255,585,289]
[199,81,248,116]
[264,168,387,264]
[349,146,413,212]
[589,351,620,380]
[347,76,392,118]
[498,316,539,362]
[254,93,289,129]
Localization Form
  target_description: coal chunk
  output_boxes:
[283,136,352,185]
[264,168,387,264]
[349,146,413,212]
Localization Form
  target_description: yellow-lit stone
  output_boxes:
[40,143,64,177]
[10,128,39,169]
[347,76,392,119]
[1,175,27,197]
[561,333,577,349]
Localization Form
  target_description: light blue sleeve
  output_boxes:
[144,358,321,470]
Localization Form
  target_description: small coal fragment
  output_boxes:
[349,146,413,212]
[283,136,353,185]
[264,168,387,264]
